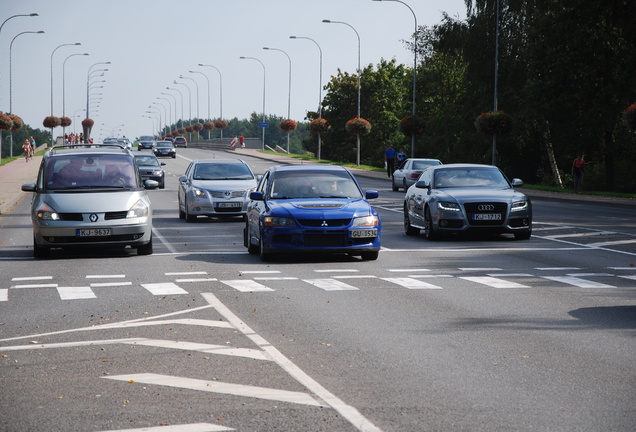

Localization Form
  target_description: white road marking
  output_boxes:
[141,282,188,295]
[90,282,133,287]
[57,286,96,299]
[0,289,7,301]
[589,239,636,247]
[97,423,234,432]
[332,275,377,279]
[86,274,125,279]
[175,278,218,282]
[253,277,298,281]
[545,231,616,239]
[104,373,325,407]
[382,277,443,289]
[239,270,281,274]
[201,292,383,432]
[11,276,52,281]
[165,271,208,275]
[313,269,359,273]
[152,227,178,254]
[542,276,614,288]
[387,269,431,272]
[120,339,270,361]
[458,267,502,271]
[302,279,359,291]
[221,280,274,292]
[460,276,529,289]
[536,267,581,271]
[11,283,57,289]
[620,275,636,281]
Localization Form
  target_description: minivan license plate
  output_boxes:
[77,228,111,237]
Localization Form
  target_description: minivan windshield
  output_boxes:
[43,154,139,190]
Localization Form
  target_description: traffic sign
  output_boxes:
[258,122,269,128]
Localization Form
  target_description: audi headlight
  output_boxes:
[511,200,528,211]
[264,216,295,227]
[36,204,60,221]
[193,188,206,198]
[438,201,461,211]
[352,215,379,227]
[127,199,150,218]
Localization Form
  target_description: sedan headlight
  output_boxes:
[264,216,295,227]
[352,215,379,227]
[36,204,60,220]
[438,201,461,211]
[511,200,528,211]
[193,188,206,198]
[152,170,163,176]
[127,199,150,218]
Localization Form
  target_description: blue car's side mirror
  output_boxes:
[250,191,264,201]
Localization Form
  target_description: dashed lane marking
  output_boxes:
[302,278,360,291]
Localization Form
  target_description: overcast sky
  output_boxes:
[1,0,467,141]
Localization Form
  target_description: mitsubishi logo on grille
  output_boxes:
[89,213,99,222]
[321,220,329,227]
[478,204,495,211]
[224,191,231,197]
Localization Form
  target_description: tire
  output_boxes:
[245,224,259,254]
[392,178,399,192]
[424,207,439,241]
[184,199,196,222]
[259,229,274,261]
[514,230,532,240]
[360,251,379,260]
[137,237,153,255]
[404,205,420,236]
[403,179,408,191]
[33,237,49,258]
[172,154,176,159]
[159,180,165,189]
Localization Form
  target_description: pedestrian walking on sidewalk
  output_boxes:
[384,144,396,178]
[571,154,585,194]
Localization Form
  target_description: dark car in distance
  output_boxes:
[153,140,176,158]
[138,136,155,150]
[173,136,187,148]
[135,154,166,189]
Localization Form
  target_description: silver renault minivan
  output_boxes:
[22,143,158,258]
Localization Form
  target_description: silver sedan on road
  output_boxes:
[392,158,442,191]
[178,159,258,222]
[403,163,532,240]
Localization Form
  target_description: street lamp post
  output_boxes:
[50,42,81,145]
[323,19,362,165]
[373,0,418,158]
[240,56,266,150]
[62,52,89,138]
[180,75,199,121]
[161,92,178,130]
[157,97,173,132]
[8,30,44,157]
[152,101,168,135]
[86,62,110,122]
[166,87,184,129]
[174,80,192,125]
[263,47,292,153]
[198,64,224,139]
[290,35,323,159]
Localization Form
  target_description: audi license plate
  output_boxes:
[215,202,241,208]
[472,213,501,221]
[77,228,111,237]
[349,229,378,238]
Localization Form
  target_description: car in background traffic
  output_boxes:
[21,143,158,257]
[138,136,155,150]
[118,138,133,151]
[153,140,176,158]
[244,164,381,261]
[403,163,532,240]
[135,154,166,189]
[392,158,442,191]
[178,159,258,222]
[173,136,187,148]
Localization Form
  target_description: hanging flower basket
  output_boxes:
[185,125,194,133]
[203,121,215,131]
[309,118,329,134]
[192,122,203,132]
[9,114,23,131]
[214,119,228,130]
[171,130,180,137]
[0,113,13,131]
[623,104,636,131]
[475,111,512,135]
[399,115,425,136]
[279,119,297,132]
[81,118,94,131]
[43,116,61,129]
[345,117,372,136]
[178,128,186,134]
[60,116,72,127]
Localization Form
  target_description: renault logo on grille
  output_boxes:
[478,205,495,211]
[224,191,231,197]
[89,213,99,222]
[321,220,329,227]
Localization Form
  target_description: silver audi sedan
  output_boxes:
[403,163,532,240]
[178,159,258,221]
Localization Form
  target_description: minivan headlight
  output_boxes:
[36,204,60,220]
[127,199,149,218]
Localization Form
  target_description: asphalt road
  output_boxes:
[1,147,635,432]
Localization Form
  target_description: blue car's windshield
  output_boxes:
[269,171,363,199]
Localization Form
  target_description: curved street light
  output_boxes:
[166,87,184,128]
[173,80,192,125]
[157,97,173,130]
[189,70,209,120]
[263,47,292,152]
[86,62,110,122]
[323,19,362,165]
[63,53,89,119]
[161,92,178,129]
[180,75,200,120]
[290,35,323,159]
[239,56,266,150]
[198,63,224,138]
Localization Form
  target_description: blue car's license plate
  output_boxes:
[349,229,378,238]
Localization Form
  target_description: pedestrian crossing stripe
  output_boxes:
[542,276,614,288]
[381,277,443,289]
[302,279,359,291]
[58,286,96,299]
[221,279,274,292]
[460,276,529,289]
[141,282,189,295]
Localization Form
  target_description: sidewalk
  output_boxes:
[0,152,42,215]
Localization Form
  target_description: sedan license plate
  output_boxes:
[215,202,241,208]
[472,213,502,221]
[77,228,111,237]
[349,229,378,238]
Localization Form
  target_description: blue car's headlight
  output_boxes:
[352,215,379,227]
[264,216,295,227]
[438,201,461,211]
[511,200,528,211]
